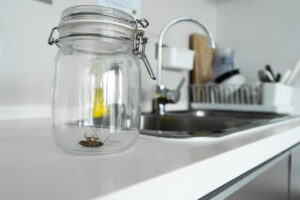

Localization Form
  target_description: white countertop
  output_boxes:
[1,117,300,200]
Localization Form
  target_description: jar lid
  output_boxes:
[61,5,134,22]
[58,5,141,42]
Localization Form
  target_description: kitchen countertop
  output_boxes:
[1,117,300,200]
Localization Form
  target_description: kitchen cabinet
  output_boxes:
[199,151,290,200]
[225,153,289,200]
[290,144,300,200]
[226,143,300,200]
[201,143,300,200]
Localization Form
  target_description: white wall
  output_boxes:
[0,0,217,119]
[216,0,300,112]
[0,0,97,119]
[3,0,299,118]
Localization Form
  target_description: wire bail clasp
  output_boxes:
[48,27,59,46]
[133,19,156,80]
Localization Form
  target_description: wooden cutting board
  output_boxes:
[189,34,214,84]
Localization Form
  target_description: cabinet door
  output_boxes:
[225,155,289,200]
[290,144,300,200]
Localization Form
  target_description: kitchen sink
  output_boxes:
[139,110,288,138]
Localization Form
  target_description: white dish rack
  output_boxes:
[190,83,293,114]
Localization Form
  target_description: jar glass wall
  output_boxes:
[52,37,141,154]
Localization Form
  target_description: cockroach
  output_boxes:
[79,133,103,147]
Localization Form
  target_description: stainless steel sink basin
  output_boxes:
[140,110,288,138]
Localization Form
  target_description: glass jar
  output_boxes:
[48,5,155,154]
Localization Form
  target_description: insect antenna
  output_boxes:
[102,134,111,144]
[90,126,99,139]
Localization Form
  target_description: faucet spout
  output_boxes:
[153,17,216,115]
[157,17,216,87]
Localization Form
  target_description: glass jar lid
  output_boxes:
[58,5,138,42]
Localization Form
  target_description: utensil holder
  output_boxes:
[262,83,293,106]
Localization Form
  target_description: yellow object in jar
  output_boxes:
[93,88,109,118]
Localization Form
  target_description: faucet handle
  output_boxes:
[176,77,186,91]
[152,77,185,114]
[164,78,185,103]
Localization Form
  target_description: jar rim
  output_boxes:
[61,5,135,23]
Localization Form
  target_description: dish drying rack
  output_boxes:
[190,83,293,114]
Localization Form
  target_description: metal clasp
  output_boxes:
[136,18,149,28]
[133,19,156,80]
[48,27,59,46]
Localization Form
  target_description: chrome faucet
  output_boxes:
[152,17,216,115]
